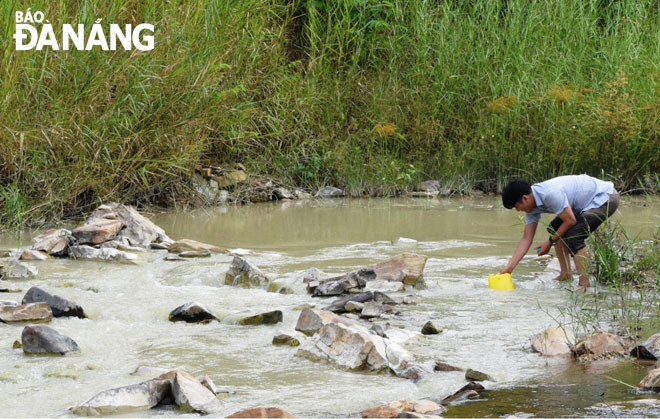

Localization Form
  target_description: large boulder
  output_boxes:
[296,319,420,379]
[0,303,52,323]
[361,400,445,418]
[72,219,123,245]
[310,254,427,296]
[225,256,269,288]
[72,378,171,416]
[631,333,660,360]
[32,228,71,256]
[69,245,137,262]
[84,202,172,247]
[238,310,283,325]
[168,239,227,254]
[531,327,575,357]
[168,302,217,323]
[294,308,361,336]
[228,407,295,418]
[573,332,627,359]
[22,286,86,318]
[370,253,427,285]
[22,325,79,354]
[171,371,222,414]
[0,260,37,279]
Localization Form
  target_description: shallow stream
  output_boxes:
[1,196,659,417]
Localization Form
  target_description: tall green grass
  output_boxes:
[2,0,660,226]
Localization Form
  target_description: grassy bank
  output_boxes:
[2,0,660,226]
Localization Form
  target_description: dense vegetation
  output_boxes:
[2,0,660,226]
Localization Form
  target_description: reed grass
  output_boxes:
[2,0,660,226]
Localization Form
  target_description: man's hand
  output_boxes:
[536,240,552,256]
[499,266,513,274]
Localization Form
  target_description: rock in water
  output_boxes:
[168,302,217,323]
[441,382,485,405]
[225,256,269,288]
[370,253,427,285]
[172,371,221,414]
[72,378,171,416]
[573,332,627,359]
[69,245,137,262]
[22,286,86,318]
[239,310,283,325]
[639,367,660,390]
[22,325,79,355]
[531,327,575,357]
[0,303,52,323]
[465,369,492,382]
[421,321,442,335]
[295,308,361,336]
[32,228,71,256]
[272,334,300,347]
[631,333,660,360]
[85,202,172,247]
[19,250,49,261]
[316,186,345,198]
[0,260,37,279]
[71,219,123,245]
[228,407,295,418]
[168,239,227,254]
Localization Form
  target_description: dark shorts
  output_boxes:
[547,192,620,255]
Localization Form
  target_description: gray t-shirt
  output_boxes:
[525,175,614,224]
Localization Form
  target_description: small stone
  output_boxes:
[421,321,442,335]
[316,186,345,198]
[360,302,387,319]
[178,250,211,258]
[13,340,22,349]
[200,375,218,394]
[168,302,217,323]
[150,242,170,250]
[227,407,295,418]
[272,334,300,347]
[434,361,463,372]
[465,368,492,382]
[345,301,364,312]
[239,310,283,326]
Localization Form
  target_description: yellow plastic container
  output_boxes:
[488,273,515,291]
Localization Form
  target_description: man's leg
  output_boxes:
[574,247,589,288]
[553,239,572,281]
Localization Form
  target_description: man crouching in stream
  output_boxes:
[499,175,619,288]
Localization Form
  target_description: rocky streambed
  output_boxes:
[1,197,660,417]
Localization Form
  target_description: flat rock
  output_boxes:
[316,186,344,198]
[69,245,137,262]
[239,310,283,325]
[361,400,445,418]
[574,332,627,359]
[178,250,211,258]
[72,378,170,416]
[168,239,226,254]
[72,219,123,245]
[0,260,37,279]
[22,324,79,355]
[0,302,52,323]
[228,407,295,418]
[421,321,442,335]
[465,368,492,382]
[364,280,404,293]
[631,333,660,360]
[531,327,575,357]
[169,302,217,323]
[32,229,71,255]
[85,202,172,247]
[172,371,221,414]
[225,256,269,288]
[22,286,86,318]
[360,302,388,319]
[19,250,49,261]
[441,382,485,405]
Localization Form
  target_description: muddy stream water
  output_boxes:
[1,196,659,417]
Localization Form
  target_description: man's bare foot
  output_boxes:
[577,277,591,288]
[553,272,572,281]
